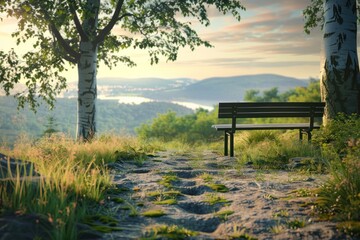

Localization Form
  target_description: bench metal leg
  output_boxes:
[308,131,312,141]
[300,129,312,142]
[224,131,229,156]
[230,132,234,157]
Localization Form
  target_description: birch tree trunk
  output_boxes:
[77,42,98,140]
[76,0,100,141]
[321,0,359,124]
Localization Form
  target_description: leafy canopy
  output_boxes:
[0,0,245,109]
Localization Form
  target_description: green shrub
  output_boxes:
[316,152,360,222]
[136,109,221,144]
[313,114,360,234]
[313,113,360,158]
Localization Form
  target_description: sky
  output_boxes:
[0,1,329,82]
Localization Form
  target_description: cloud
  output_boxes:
[198,0,322,57]
[242,0,309,11]
[173,56,319,70]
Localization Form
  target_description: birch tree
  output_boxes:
[304,0,360,123]
[0,0,244,140]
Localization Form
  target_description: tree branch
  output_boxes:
[94,0,127,44]
[49,23,81,61]
[38,3,80,61]
[67,0,88,41]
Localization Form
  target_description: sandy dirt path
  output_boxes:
[102,150,349,240]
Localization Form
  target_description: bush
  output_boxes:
[312,114,360,234]
[316,151,360,222]
[313,113,360,159]
[136,109,221,143]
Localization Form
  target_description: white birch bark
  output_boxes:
[321,0,359,124]
[76,0,99,140]
[77,41,98,140]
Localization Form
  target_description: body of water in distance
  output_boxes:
[97,95,213,111]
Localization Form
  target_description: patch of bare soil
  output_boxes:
[103,150,351,240]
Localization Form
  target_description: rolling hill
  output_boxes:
[143,74,308,105]
[2,73,310,109]
[0,97,193,145]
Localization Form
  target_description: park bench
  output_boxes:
[212,102,325,157]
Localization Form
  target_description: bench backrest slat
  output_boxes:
[219,102,325,107]
[218,102,325,119]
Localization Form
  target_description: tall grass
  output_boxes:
[316,151,360,220]
[0,134,156,239]
[312,114,360,234]
[234,130,324,170]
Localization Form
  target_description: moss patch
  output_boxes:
[215,210,235,220]
[142,209,166,218]
[204,193,231,205]
[147,190,182,199]
[158,174,179,188]
[287,219,306,229]
[153,199,177,205]
[83,214,121,233]
[207,183,229,193]
[198,172,214,183]
[143,224,198,239]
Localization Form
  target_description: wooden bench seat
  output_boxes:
[212,102,325,157]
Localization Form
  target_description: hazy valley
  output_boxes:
[1,74,310,144]
[60,74,308,108]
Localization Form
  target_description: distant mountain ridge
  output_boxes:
[143,74,308,106]
[2,74,309,107]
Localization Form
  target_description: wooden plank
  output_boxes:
[219,112,323,118]
[218,102,325,118]
[218,109,315,114]
[219,102,325,108]
[212,123,322,131]
[218,102,326,107]
[233,112,322,118]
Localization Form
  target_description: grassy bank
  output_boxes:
[0,134,158,239]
